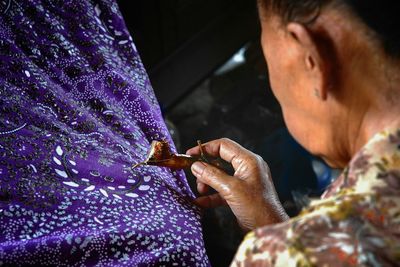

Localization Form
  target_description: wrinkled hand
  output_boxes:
[187,138,289,231]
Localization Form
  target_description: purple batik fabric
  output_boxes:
[0,0,210,266]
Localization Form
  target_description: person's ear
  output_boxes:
[286,22,329,100]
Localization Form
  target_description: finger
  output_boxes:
[194,193,227,209]
[186,138,239,158]
[186,146,201,156]
[197,181,209,195]
[191,161,236,195]
[187,138,256,170]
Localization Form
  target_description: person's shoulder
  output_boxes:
[324,127,400,198]
[347,127,400,196]
[231,128,400,267]
[231,222,310,267]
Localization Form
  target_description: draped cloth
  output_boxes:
[0,0,210,265]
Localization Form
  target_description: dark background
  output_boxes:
[117,1,333,266]
[117,0,260,111]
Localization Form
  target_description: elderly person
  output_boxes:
[188,0,400,266]
[0,0,209,266]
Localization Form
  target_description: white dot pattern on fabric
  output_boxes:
[0,0,210,266]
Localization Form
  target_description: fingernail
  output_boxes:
[191,162,206,176]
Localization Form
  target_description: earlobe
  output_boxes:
[287,22,329,101]
[306,56,315,70]
[287,23,320,70]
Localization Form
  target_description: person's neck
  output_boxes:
[347,59,400,160]
[353,105,400,154]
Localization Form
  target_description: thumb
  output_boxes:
[191,162,235,196]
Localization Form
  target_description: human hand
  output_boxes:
[186,138,289,231]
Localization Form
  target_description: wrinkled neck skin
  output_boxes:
[309,7,400,169]
[333,35,400,169]
[347,75,400,164]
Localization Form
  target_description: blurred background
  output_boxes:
[118,0,340,265]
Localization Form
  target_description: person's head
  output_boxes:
[258,0,400,168]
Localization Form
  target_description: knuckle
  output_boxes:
[254,155,270,171]
[244,154,259,165]
[254,154,266,165]
[247,153,264,166]
[219,137,232,144]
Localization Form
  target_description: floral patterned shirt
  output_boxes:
[232,127,400,266]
